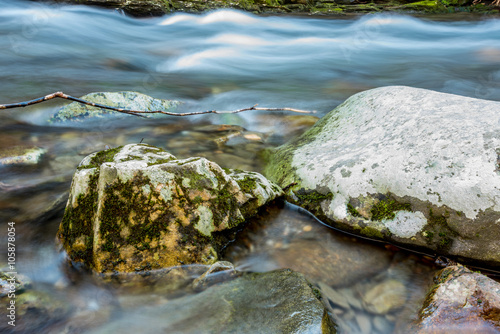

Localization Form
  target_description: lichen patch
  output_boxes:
[383,211,428,238]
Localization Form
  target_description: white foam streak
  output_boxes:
[159,10,259,26]
[208,34,272,46]
[168,48,239,70]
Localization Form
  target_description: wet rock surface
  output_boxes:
[266,86,500,268]
[0,146,47,167]
[44,0,500,16]
[50,91,180,123]
[90,269,336,334]
[58,143,282,274]
[411,264,500,333]
[0,271,72,334]
[224,201,441,333]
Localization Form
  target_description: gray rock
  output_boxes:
[57,143,282,275]
[0,146,46,167]
[89,269,336,334]
[266,86,500,267]
[411,264,500,333]
[0,273,72,334]
[50,91,180,123]
[0,272,31,298]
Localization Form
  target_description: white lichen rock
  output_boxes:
[50,91,180,122]
[266,86,500,267]
[58,144,282,275]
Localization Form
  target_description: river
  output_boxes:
[1,0,500,333]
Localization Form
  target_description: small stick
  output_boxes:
[0,92,315,117]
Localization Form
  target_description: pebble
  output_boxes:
[373,315,393,333]
[339,288,363,310]
[361,279,407,315]
[318,282,350,309]
[355,313,372,334]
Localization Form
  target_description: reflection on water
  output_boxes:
[1,0,500,332]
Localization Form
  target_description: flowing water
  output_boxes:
[1,0,500,332]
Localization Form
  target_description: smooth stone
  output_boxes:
[266,86,500,267]
[355,313,372,334]
[89,270,336,334]
[361,279,407,315]
[318,282,351,310]
[273,236,391,287]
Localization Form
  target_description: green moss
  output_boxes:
[147,157,175,166]
[347,203,361,217]
[97,172,169,266]
[212,182,244,229]
[438,232,451,248]
[360,226,384,239]
[423,230,434,241]
[58,171,99,265]
[265,113,337,187]
[370,197,411,221]
[236,176,258,194]
[192,195,204,205]
[425,207,455,250]
[310,285,323,300]
[188,167,215,191]
[84,146,123,169]
[295,189,334,203]
[429,208,447,226]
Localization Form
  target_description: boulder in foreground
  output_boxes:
[58,143,282,274]
[266,86,500,268]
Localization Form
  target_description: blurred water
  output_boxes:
[1,1,500,333]
[1,0,500,120]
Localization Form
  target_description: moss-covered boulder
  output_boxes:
[50,91,180,123]
[266,86,500,268]
[57,143,282,274]
[90,269,336,333]
[411,264,500,332]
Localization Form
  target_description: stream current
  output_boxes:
[1,0,500,332]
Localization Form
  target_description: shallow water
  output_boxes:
[1,1,500,332]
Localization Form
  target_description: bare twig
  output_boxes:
[0,92,315,117]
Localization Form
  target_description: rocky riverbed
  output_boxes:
[43,0,500,16]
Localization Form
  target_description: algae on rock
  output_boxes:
[57,143,282,275]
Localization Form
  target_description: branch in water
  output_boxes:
[0,92,315,117]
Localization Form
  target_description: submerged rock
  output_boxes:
[0,271,71,333]
[412,264,500,333]
[266,86,500,267]
[0,146,46,167]
[57,143,282,275]
[50,91,180,123]
[90,269,336,334]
